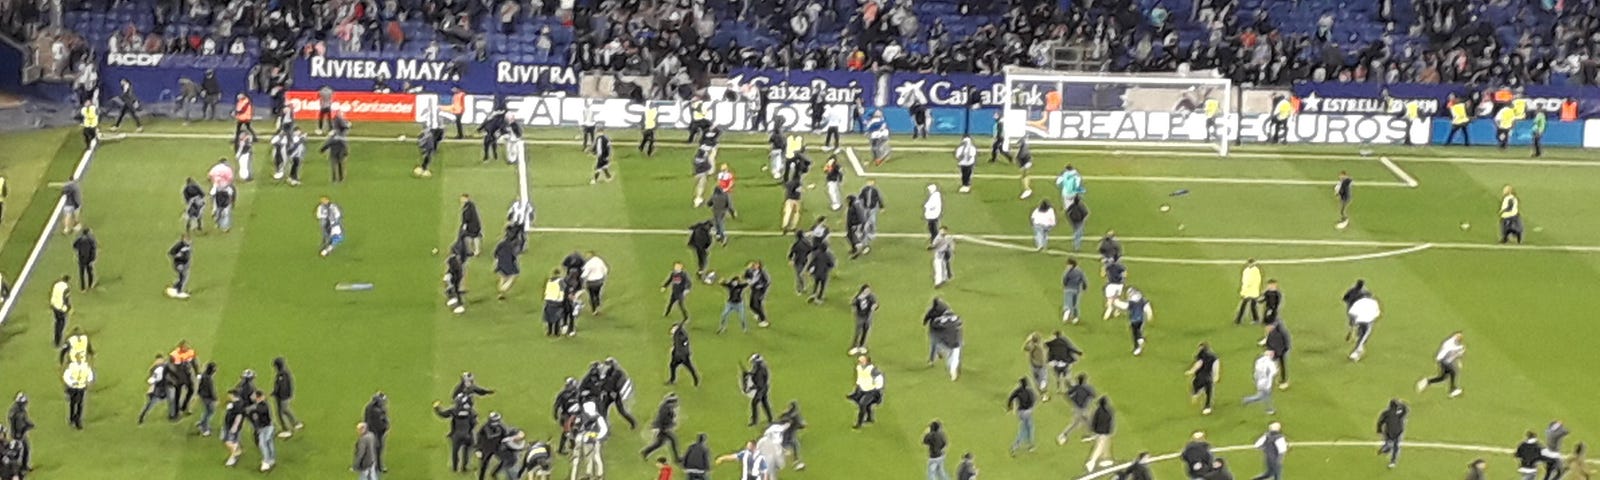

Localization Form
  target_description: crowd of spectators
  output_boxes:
[7,0,1600,99]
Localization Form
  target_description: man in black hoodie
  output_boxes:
[688,220,715,279]
[1116,451,1154,480]
[363,392,390,472]
[708,187,736,246]
[1182,431,1214,480]
[459,194,482,256]
[1059,373,1099,444]
[639,393,681,461]
[668,321,700,386]
[1516,431,1547,480]
[1376,398,1408,468]
[1342,279,1369,341]
[845,195,869,258]
[601,358,638,429]
[196,362,217,436]
[1045,331,1084,395]
[786,232,814,294]
[433,394,478,472]
[926,299,964,381]
[682,433,713,480]
[661,262,693,321]
[1085,396,1116,472]
[1264,323,1291,390]
[807,241,836,304]
[745,261,772,328]
[72,228,97,291]
[271,357,303,438]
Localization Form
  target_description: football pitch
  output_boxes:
[1,121,1598,480]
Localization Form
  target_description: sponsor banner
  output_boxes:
[725,69,873,105]
[1010,111,1429,145]
[104,53,167,67]
[726,69,1009,109]
[1293,83,1600,119]
[284,91,431,122]
[292,57,579,95]
[459,94,1004,135]
[885,72,1007,108]
[1431,119,1584,147]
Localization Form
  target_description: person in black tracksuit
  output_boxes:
[1187,342,1220,415]
[661,262,692,321]
[787,232,814,294]
[478,108,507,162]
[639,393,681,461]
[808,89,825,131]
[668,321,700,386]
[363,393,390,472]
[910,101,930,139]
[112,79,143,130]
[688,220,714,278]
[744,355,772,426]
[1376,398,1408,468]
[475,412,508,480]
[682,433,712,480]
[73,229,97,290]
[990,113,1013,163]
[460,195,483,256]
[1265,322,1291,388]
[434,395,478,472]
[807,240,836,304]
[745,262,772,327]
[271,357,302,434]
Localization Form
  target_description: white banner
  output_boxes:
[460,95,850,132]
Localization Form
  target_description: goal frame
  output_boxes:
[1000,69,1235,156]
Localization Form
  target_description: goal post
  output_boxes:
[1000,67,1235,156]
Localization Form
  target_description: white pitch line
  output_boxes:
[528,226,1600,255]
[1379,156,1421,187]
[957,235,1433,265]
[864,170,1413,188]
[0,139,99,324]
[1075,440,1599,480]
[123,132,1600,168]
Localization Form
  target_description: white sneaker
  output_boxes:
[693,198,703,207]
[175,292,191,299]
[165,287,177,298]
[453,306,466,314]
[447,298,459,307]
[1132,346,1143,356]
[1202,407,1212,415]
[273,172,284,180]
[1449,388,1462,398]
[1020,190,1033,199]
[1415,378,1428,392]
[260,462,271,472]
[1057,434,1068,445]
[958,186,971,193]
[225,455,238,467]
[277,431,292,439]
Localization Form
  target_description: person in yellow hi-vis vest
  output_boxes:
[1499,185,1523,244]
[1445,94,1471,146]
[640,103,659,157]
[1204,98,1221,141]
[77,100,99,148]
[687,97,711,144]
[1403,100,1421,145]
[1268,96,1293,144]
[1495,106,1517,150]
[1512,95,1528,120]
[1235,259,1263,324]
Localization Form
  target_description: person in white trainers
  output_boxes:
[1417,331,1465,398]
[955,136,977,193]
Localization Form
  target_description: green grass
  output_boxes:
[0,119,1596,480]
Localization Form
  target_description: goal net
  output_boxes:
[1001,67,1234,156]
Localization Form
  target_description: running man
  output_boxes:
[316,196,344,257]
[1335,171,1353,229]
[1416,332,1465,398]
[1015,136,1034,200]
[1348,294,1381,361]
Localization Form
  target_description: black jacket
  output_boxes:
[197,370,217,401]
[363,398,389,433]
[73,233,97,263]
[1262,289,1283,321]
[1181,441,1214,477]
[1266,324,1292,354]
[476,420,508,455]
[1045,335,1083,364]
[1090,402,1115,435]
[682,440,711,470]
[272,369,294,400]
[1376,401,1408,439]
[435,404,477,439]
[671,327,692,358]
[808,248,835,277]
[651,397,678,430]
[688,221,714,250]
[7,404,32,439]
[461,201,482,236]
[787,236,814,269]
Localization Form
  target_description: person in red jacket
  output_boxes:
[233,93,255,138]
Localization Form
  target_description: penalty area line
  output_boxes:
[957,235,1434,266]
[1379,156,1421,187]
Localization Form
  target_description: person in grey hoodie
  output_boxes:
[1062,258,1090,323]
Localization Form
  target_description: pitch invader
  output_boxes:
[1335,171,1353,229]
[270,109,294,180]
[181,178,206,233]
[415,125,440,178]
[443,248,466,314]
[990,112,1013,163]
[166,234,193,299]
[867,111,892,166]
[502,116,525,166]
[478,106,508,162]
[767,126,787,179]
[690,128,720,207]
[591,127,614,184]
[233,131,255,182]
[281,127,306,186]
[1016,136,1035,199]
[316,196,344,257]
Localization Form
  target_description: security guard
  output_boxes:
[433,394,478,472]
[639,102,659,156]
[687,96,711,143]
[1495,104,1517,150]
[1269,95,1293,144]
[1499,185,1523,244]
[62,358,93,429]
[49,275,70,346]
[77,100,98,148]
[59,326,92,365]
[1203,97,1220,141]
[1446,94,1472,146]
[1403,99,1421,145]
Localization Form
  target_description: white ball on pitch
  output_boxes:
[1460,222,1471,230]
[1159,204,1171,212]
[1177,224,1186,231]
[398,134,406,141]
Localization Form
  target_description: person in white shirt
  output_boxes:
[233,131,254,182]
[923,184,942,245]
[1348,295,1382,361]
[1241,350,1279,415]
[581,252,608,315]
[207,158,235,195]
[823,107,848,151]
[1029,201,1056,251]
[503,116,526,166]
[955,136,978,193]
[1416,332,1465,398]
